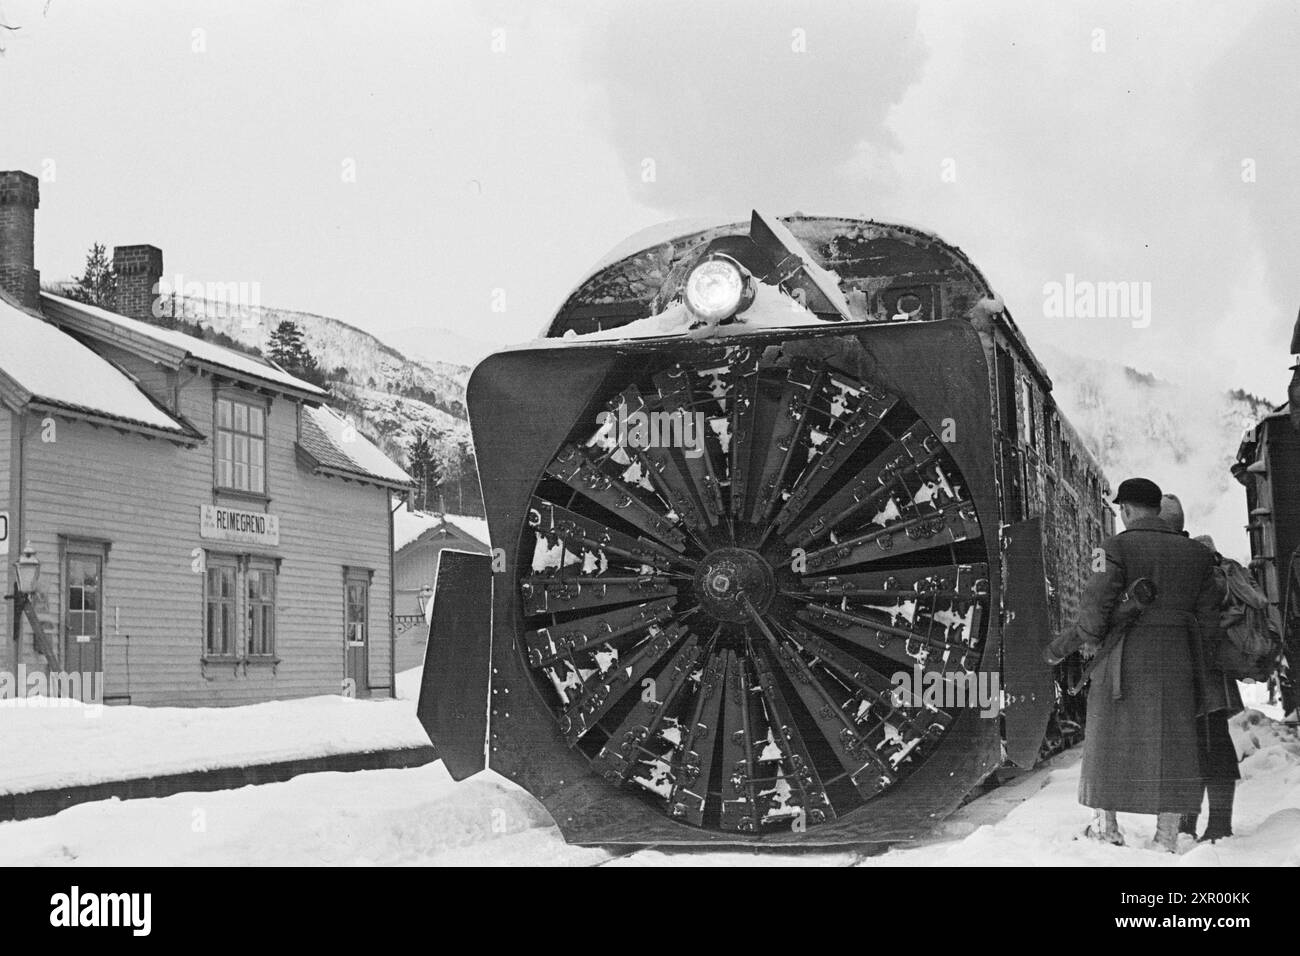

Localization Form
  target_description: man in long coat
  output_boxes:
[1073,478,1223,851]
[1159,496,1245,842]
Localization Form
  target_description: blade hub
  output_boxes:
[694,547,775,623]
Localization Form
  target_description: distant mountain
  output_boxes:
[189,301,470,405]
[1036,343,1278,562]
[172,297,483,514]
[386,324,508,370]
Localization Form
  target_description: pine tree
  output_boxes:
[266,320,327,388]
[65,243,116,309]
[407,429,444,512]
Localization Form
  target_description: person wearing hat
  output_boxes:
[1159,494,1185,538]
[1174,527,1246,843]
[1071,477,1222,851]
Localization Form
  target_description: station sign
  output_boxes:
[200,505,280,547]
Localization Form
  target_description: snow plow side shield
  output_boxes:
[416,549,493,780]
[1000,517,1056,768]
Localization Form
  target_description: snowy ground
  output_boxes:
[2,669,1296,866]
[0,763,612,867]
[0,692,429,795]
[854,710,1300,867]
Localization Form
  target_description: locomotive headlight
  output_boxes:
[684,254,754,323]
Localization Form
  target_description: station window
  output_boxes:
[246,563,277,657]
[216,395,267,495]
[205,557,238,658]
[204,554,278,660]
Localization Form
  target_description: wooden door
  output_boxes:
[63,552,103,700]
[344,575,370,698]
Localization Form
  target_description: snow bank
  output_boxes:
[0,763,610,867]
[1237,678,1287,723]
[396,666,422,701]
[2,684,1293,866]
[860,710,1300,867]
[0,694,430,795]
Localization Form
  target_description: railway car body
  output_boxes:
[417,211,1112,845]
[1232,315,1300,717]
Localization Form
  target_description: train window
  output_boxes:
[1022,457,1038,516]
[1002,443,1023,521]
[996,347,1017,438]
[1019,379,1036,448]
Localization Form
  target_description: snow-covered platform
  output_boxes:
[1,686,1295,865]
[0,684,434,820]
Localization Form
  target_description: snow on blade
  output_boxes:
[567,282,825,342]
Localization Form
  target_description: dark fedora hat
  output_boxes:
[1113,477,1162,509]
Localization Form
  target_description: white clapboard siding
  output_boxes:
[0,408,11,647]
[9,366,396,706]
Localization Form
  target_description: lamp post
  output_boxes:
[417,584,434,617]
[8,541,41,640]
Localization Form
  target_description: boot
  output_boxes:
[1179,812,1198,837]
[1080,809,1125,846]
[1199,781,1235,843]
[1151,812,1180,853]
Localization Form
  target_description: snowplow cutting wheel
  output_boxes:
[417,210,1114,845]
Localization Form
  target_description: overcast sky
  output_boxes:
[2,0,1297,399]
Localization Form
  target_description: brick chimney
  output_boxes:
[113,244,164,322]
[0,170,40,310]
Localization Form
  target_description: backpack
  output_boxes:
[1215,558,1285,682]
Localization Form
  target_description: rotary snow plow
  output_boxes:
[417,210,1098,846]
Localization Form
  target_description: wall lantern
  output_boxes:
[14,541,41,596]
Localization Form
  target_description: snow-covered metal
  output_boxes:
[418,210,1113,844]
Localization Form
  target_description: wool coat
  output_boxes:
[1075,516,1223,814]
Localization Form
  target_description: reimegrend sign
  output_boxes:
[200,505,280,546]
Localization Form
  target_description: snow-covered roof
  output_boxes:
[445,514,490,547]
[579,216,748,286]
[0,290,194,438]
[298,405,413,488]
[394,509,490,552]
[40,292,327,398]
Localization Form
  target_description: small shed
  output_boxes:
[393,510,491,673]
